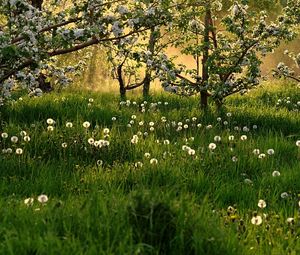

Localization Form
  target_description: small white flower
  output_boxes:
[226,112,232,117]
[258,199,267,209]
[20,131,27,136]
[103,128,110,135]
[244,178,253,185]
[188,149,195,155]
[83,121,91,128]
[47,118,55,125]
[150,158,158,165]
[240,135,247,141]
[232,156,238,162]
[251,215,262,225]
[208,143,216,150]
[47,126,54,132]
[6,148,12,154]
[281,192,289,199]
[296,140,300,147]
[66,122,73,128]
[134,162,143,168]
[88,138,95,145]
[112,117,117,121]
[1,132,8,139]
[253,149,260,155]
[11,136,18,143]
[144,152,151,158]
[24,197,34,206]
[287,217,294,224]
[24,136,31,142]
[272,170,281,177]
[37,194,48,203]
[228,135,234,141]
[258,153,266,159]
[16,148,23,155]
[61,142,68,148]
[214,136,221,142]
[150,127,155,132]
[163,140,170,145]
[267,149,275,155]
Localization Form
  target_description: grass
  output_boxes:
[0,82,299,254]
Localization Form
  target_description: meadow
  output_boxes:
[0,82,299,255]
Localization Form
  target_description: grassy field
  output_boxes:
[0,82,299,255]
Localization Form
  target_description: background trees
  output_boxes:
[0,0,299,108]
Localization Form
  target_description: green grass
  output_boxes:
[0,82,300,254]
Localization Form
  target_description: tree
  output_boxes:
[155,0,296,108]
[0,0,174,102]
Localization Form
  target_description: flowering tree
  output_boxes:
[273,0,300,85]
[0,0,173,103]
[155,0,296,108]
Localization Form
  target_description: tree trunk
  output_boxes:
[143,27,157,99]
[31,0,43,10]
[117,65,126,100]
[201,6,211,109]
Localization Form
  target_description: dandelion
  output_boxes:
[226,112,232,117]
[24,197,34,206]
[183,124,188,129]
[240,135,247,141]
[46,118,55,125]
[208,143,216,150]
[287,218,294,224]
[251,215,263,225]
[258,199,266,209]
[243,126,249,132]
[150,127,155,132]
[130,120,134,125]
[20,131,27,136]
[66,122,73,128]
[61,142,67,148]
[11,136,18,143]
[88,138,95,145]
[253,125,258,130]
[267,149,275,155]
[281,192,289,199]
[24,136,31,142]
[134,162,143,168]
[197,124,202,128]
[144,152,151,158]
[192,117,197,122]
[97,160,103,166]
[47,126,54,132]
[206,125,213,130]
[88,98,94,103]
[144,132,148,137]
[83,121,91,128]
[214,136,221,142]
[1,132,8,139]
[272,171,281,177]
[223,121,228,126]
[234,126,240,131]
[131,115,136,120]
[217,117,222,122]
[188,149,195,155]
[258,153,266,159]
[112,117,117,121]
[103,128,110,135]
[6,148,12,154]
[131,135,139,144]
[228,135,234,141]
[182,145,189,151]
[16,148,23,155]
[127,124,132,128]
[161,117,167,122]
[253,149,260,155]
[149,122,154,127]
[37,194,48,203]
[150,158,158,165]
[163,140,170,145]
[244,178,253,185]
[232,156,238,162]
[296,140,300,147]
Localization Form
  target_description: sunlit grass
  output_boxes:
[0,82,299,254]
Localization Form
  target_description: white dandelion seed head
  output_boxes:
[208,143,217,150]
[258,199,267,209]
[251,215,262,225]
[37,194,48,203]
[83,121,91,128]
[46,118,55,125]
[272,170,281,177]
